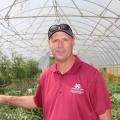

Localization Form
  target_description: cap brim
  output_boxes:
[49,30,73,39]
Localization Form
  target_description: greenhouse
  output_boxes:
[0,0,120,119]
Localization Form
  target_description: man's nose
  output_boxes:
[58,40,63,48]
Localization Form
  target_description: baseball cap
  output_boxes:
[48,24,74,39]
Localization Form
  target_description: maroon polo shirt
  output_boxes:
[34,55,112,120]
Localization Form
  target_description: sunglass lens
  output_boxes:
[49,25,58,32]
[60,24,70,30]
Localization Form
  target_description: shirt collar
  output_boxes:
[50,55,82,74]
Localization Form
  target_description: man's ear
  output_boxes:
[48,40,51,49]
[72,38,75,46]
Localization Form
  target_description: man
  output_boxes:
[0,24,112,120]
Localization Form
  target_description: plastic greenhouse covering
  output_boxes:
[0,0,120,70]
[0,1,120,119]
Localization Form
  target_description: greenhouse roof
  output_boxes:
[0,0,120,66]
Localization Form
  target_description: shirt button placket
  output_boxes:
[58,74,63,94]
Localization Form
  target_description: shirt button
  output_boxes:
[59,90,62,94]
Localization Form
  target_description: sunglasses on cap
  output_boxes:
[48,24,74,39]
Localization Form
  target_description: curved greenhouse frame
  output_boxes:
[0,0,120,119]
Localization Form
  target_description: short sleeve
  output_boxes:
[34,73,44,108]
[89,70,112,115]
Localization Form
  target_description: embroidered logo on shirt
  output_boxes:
[71,83,84,94]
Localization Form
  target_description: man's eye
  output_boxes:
[63,39,69,41]
[52,39,58,43]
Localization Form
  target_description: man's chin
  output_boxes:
[55,56,67,62]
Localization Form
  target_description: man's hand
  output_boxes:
[99,109,112,120]
[0,95,38,109]
[0,95,6,103]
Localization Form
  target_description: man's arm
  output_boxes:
[99,109,112,120]
[0,95,38,109]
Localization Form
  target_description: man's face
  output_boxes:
[48,31,75,62]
